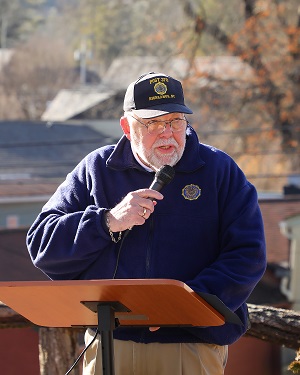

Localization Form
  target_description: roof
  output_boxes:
[0,120,121,197]
[102,56,164,90]
[41,89,114,122]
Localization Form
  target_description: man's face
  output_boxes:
[123,112,187,170]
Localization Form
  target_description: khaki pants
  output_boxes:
[83,328,228,375]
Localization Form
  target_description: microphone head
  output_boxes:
[155,165,175,186]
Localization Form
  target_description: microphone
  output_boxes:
[112,164,175,278]
[149,165,175,192]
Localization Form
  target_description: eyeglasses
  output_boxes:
[129,115,188,135]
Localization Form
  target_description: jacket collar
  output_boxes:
[106,125,205,173]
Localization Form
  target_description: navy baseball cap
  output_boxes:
[123,72,193,118]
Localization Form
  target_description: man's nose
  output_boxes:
[161,123,173,137]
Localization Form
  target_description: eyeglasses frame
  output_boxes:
[128,114,189,135]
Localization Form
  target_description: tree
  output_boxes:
[61,0,189,71]
[0,34,76,119]
[0,0,46,48]
[246,304,300,349]
[177,0,300,186]
[39,327,81,375]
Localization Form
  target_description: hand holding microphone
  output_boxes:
[106,165,175,232]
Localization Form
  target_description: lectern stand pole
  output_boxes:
[0,279,233,375]
[97,304,117,375]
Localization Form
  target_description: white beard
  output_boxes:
[131,135,185,170]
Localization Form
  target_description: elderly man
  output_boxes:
[27,72,266,375]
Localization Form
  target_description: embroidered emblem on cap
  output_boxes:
[154,82,168,95]
[182,184,202,200]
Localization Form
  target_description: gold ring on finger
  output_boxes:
[142,208,147,217]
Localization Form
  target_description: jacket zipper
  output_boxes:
[145,215,154,278]
[139,215,154,343]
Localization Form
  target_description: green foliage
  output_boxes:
[0,0,47,47]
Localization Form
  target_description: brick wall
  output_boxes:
[259,198,300,263]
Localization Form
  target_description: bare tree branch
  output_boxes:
[246,304,300,350]
[244,0,256,19]
[180,0,300,155]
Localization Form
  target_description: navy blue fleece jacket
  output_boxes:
[27,125,266,345]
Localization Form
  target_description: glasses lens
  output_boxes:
[146,119,187,135]
[147,121,166,135]
[170,119,187,131]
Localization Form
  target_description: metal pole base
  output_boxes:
[98,304,116,375]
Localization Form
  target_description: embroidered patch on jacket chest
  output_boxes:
[182,184,202,200]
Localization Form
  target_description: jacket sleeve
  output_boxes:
[186,175,266,313]
[26,159,111,280]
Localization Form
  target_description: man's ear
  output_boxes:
[120,116,131,140]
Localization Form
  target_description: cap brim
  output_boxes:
[131,103,193,119]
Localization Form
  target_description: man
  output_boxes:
[27,72,266,374]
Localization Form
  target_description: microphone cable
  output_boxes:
[112,229,130,279]
[64,328,99,375]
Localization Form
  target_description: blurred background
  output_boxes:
[0,0,299,374]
